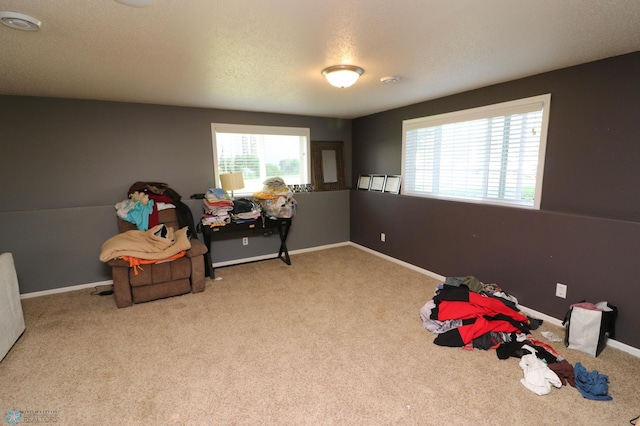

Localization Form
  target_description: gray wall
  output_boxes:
[351,51,640,349]
[0,96,351,293]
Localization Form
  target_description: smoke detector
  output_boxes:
[115,0,153,7]
[380,76,401,85]
[0,11,41,31]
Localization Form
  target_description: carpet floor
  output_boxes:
[1,246,638,425]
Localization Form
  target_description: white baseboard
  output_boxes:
[20,280,113,299]
[350,242,640,359]
[20,242,639,358]
[289,241,352,254]
[516,305,564,327]
[348,242,447,282]
[20,243,353,298]
[212,241,351,268]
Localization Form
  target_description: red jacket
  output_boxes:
[432,286,530,346]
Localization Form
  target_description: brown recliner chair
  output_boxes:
[107,208,208,308]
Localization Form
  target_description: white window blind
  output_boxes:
[402,94,551,209]
[211,124,310,194]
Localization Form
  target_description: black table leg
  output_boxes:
[277,222,291,265]
[202,233,214,278]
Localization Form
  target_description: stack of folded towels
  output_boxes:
[201,188,233,227]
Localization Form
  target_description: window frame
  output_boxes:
[401,94,551,209]
[211,123,311,195]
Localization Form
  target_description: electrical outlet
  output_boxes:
[556,283,567,299]
[242,237,248,246]
[381,233,386,242]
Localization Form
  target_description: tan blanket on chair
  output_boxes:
[99,224,192,262]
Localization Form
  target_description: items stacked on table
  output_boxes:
[200,188,262,227]
[201,188,233,227]
[253,177,297,219]
[201,177,297,228]
[230,198,261,223]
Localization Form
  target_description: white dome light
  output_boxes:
[0,12,41,31]
[321,65,364,88]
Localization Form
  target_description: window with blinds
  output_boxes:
[211,124,310,194]
[401,94,551,209]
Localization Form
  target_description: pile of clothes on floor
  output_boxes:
[498,336,612,400]
[421,276,533,349]
[421,276,613,400]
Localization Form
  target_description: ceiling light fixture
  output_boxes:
[321,65,364,88]
[0,11,41,31]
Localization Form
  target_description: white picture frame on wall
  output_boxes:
[383,175,401,194]
[369,175,386,192]
[357,175,371,190]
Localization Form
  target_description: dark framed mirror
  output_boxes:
[310,141,345,191]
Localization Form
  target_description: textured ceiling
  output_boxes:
[1,0,639,119]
